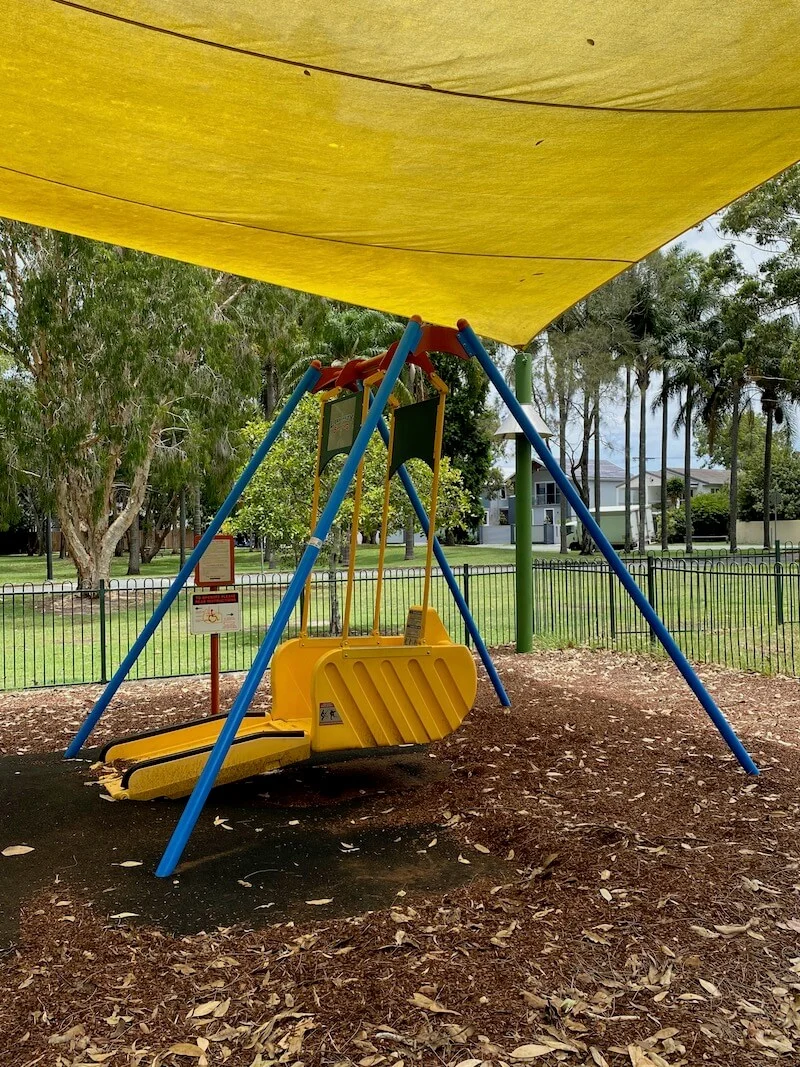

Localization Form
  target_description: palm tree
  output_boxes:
[696,251,760,551]
[625,252,685,551]
[745,316,800,548]
[665,254,721,553]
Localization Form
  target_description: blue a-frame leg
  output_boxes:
[155,318,424,876]
[65,362,323,758]
[456,319,758,776]
[374,412,510,707]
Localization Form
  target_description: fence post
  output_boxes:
[775,538,784,626]
[608,565,616,641]
[462,563,470,647]
[98,579,108,684]
[646,555,656,645]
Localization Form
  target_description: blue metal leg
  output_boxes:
[154,319,423,876]
[65,363,322,759]
[457,320,758,776]
[375,414,510,707]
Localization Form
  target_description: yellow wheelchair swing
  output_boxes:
[97,329,477,805]
[69,316,754,878]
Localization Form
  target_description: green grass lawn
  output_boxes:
[0,540,780,587]
[3,549,800,690]
[0,544,522,586]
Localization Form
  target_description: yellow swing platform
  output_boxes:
[99,352,477,801]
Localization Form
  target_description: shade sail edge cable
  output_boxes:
[48,0,800,115]
[0,164,635,266]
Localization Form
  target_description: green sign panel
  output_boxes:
[319,392,362,473]
[389,396,440,478]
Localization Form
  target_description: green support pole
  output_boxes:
[514,350,533,652]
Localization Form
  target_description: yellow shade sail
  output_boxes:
[2,1,799,343]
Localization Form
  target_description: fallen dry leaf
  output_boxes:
[191,1000,220,1018]
[2,845,34,857]
[411,992,459,1015]
[510,1045,556,1061]
[167,1043,204,1058]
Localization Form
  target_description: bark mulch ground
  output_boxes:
[1,649,800,1066]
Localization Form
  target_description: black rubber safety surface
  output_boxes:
[0,750,492,947]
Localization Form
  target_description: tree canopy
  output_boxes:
[231,399,470,564]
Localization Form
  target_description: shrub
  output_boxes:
[671,490,729,540]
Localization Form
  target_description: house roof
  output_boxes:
[623,467,729,489]
[533,459,625,481]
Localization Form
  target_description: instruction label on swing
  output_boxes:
[318,702,343,726]
[190,591,241,635]
[404,607,423,646]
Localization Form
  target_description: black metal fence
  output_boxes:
[4,549,800,690]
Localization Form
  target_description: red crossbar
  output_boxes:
[309,322,466,393]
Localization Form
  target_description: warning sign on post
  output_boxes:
[194,534,235,587]
[190,591,242,635]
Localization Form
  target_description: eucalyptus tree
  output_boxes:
[722,162,800,318]
[547,299,617,554]
[535,323,578,552]
[0,222,259,588]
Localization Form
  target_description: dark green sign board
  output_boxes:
[319,392,363,473]
[389,396,439,478]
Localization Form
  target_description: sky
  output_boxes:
[496,213,776,477]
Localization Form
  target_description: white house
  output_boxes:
[481,458,653,546]
[618,467,729,506]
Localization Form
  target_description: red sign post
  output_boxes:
[193,535,237,715]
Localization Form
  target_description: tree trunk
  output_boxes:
[624,366,632,552]
[684,387,694,554]
[193,484,202,539]
[638,372,648,552]
[729,392,740,552]
[55,433,157,592]
[262,359,280,419]
[264,535,276,570]
[763,406,774,550]
[404,508,415,560]
[328,526,342,635]
[593,385,601,528]
[579,391,592,555]
[127,512,141,575]
[45,514,53,581]
[559,389,569,554]
[179,486,187,566]
[660,373,669,550]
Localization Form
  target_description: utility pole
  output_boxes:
[514,350,533,652]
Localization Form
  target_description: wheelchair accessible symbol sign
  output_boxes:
[318,702,343,726]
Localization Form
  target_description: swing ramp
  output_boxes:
[98,334,478,801]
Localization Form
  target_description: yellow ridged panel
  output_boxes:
[310,617,476,753]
